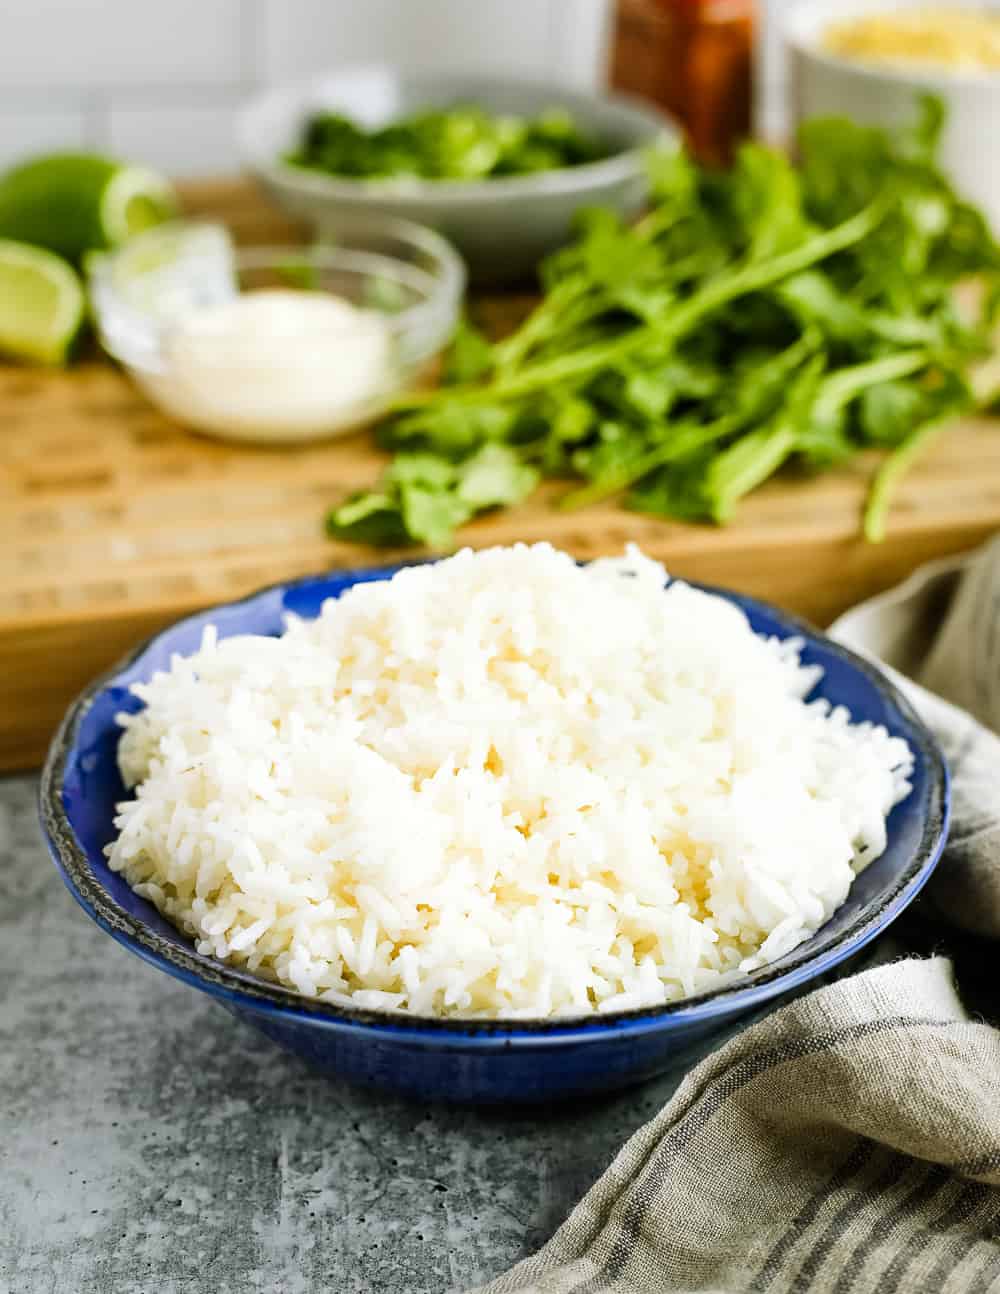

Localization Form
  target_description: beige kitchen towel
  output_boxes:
[832,538,1000,938]
[476,959,1000,1294]
[473,542,1000,1294]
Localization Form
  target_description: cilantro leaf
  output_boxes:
[860,381,929,446]
[445,317,494,385]
[326,492,410,547]
[400,486,472,549]
[455,444,539,509]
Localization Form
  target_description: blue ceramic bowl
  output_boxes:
[41,566,949,1105]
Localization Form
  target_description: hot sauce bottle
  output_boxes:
[610,0,756,167]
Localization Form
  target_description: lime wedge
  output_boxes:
[0,153,177,263]
[0,239,85,365]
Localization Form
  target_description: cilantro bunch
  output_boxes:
[329,99,1000,549]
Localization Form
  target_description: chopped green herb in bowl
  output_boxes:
[287,105,609,182]
[239,73,672,283]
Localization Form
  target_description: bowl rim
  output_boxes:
[237,67,679,205]
[90,217,466,372]
[92,218,468,300]
[786,0,1000,90]
[40,564,950,1046]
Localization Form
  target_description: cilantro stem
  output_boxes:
[632,205,682,241]
[561,331,833,511]
[559,415,741,511]
[492,213,681,375]
[492,279,587,374]
[391,196,891,414]
[710,425,800,523]
[665,196,890,318]
[863,414,953,543]
[863,376,1000,542]
[708,356,828,521]
[568,349,933,515]
[818,350,929,407]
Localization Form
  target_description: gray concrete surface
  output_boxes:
[8,768,984,1294]
[1,771,726,1294]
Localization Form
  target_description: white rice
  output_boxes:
[107,544,913,1019]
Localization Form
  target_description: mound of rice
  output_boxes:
[108,544,913,1019]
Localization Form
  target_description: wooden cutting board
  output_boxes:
[3,178,1000,772]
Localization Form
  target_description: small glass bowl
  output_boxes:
[90,216,465,444]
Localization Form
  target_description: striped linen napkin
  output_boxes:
[474,540,1000,1294]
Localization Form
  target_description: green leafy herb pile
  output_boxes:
[328,99,1000,550]
[287,105,607,181]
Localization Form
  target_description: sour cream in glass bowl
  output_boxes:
[89,217,464,444]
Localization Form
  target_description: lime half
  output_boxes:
[0,153,177,263]
[0,239,85,364]
[100,163,177,246]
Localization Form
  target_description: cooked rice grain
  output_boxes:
[107,544,913,1018]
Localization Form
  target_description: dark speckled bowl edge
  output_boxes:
[40,564,950,1046]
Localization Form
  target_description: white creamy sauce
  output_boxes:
[156,289,393,442]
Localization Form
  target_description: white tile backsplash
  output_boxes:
[551,0,616,89]
[760,0,792,140]
[105,98,247,178]
[0,106,89,170]
[0,1,790,177]
[259,0,416,83]
[259,0,594,85]
[0,0,244,89]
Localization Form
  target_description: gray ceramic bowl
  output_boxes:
[237,66,677,286]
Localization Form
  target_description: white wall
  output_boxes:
[759,0,793,141]
[0,0,790,176]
